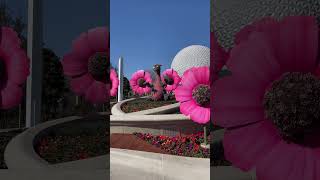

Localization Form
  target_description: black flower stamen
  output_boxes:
[264,72,320,144]
[88,52,108,82]
[192,85,210,107]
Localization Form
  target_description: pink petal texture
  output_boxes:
[211,32,229,82]
[0,27,21,51]
[213,31,282,127]
[71,32,93,61]
[130,70,152,95]
[235,17,278,45]
[161,69,181,92]
[255,142,318,180]
[0,83,23,109]
[272,16,318,73]
[144,71,152,83]
[70,74,94,96]
[223,120,281,171]
[174,86,192,102]
[110,69,119,97]
[85,80,108,104]
[213,76,266,127]
[88,27,109,52]
[180,100,198,115]
[5,48,30,85]
[189,106,210,124]
[62,53,88,77]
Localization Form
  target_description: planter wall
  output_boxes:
[4,115,107,169]
[111,114,205,136]
[111,97,180,115]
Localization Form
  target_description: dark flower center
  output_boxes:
[264,72,320,145]
[192,85,210,107]
[164,75,174,85]
[138,78,147,87]
[88,52,109,82]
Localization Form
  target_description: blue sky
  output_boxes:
[5,0,108,57]
[110,0,210,78]
[5,0,209,78]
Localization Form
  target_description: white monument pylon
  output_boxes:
[118,57,124,102]
[26,0,43,128]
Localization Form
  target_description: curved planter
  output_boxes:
[4,115,107,169]
[111,97,180,115]
[111,114,204,136]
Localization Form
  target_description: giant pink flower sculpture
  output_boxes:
[175,66,210,124]
[213,16,320,180]
[161,69,181,93]
[130,70,152,96]
[110,68,119,97]
[62,27,109,104]
[0,27,29,109]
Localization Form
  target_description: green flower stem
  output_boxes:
[203,126,207,145]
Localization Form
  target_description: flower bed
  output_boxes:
[133,132,210,158]
[0,129,25,169]
[35,128,108,164]
[121,98,177,113]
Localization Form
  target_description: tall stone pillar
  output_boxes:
[26,0,43,127]
[117,57,124,102]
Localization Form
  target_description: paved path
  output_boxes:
[110,148,209,180]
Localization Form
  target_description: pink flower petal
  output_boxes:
[85,80,108,104]
[272,16,318,73]
[174,85,192,102]
[256,142,312,180]
[0,27,21,51]
[70,74,94,96]
[213,76,266,127]
[5,47,30,85]
[71,32,94,60]
[235,17,277,45]
[180,100,197,116]
[88,27,109,52]
[180,68,199,89]
[62,53,89,77]
[192,66,209,85]
[223,120,281,171]
[189,106,210,124]
[0,83,23,109]
[227,31,282,89]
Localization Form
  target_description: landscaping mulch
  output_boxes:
[0,129,25,169]
[121,98,177,113]
[110,133,169,154]
[35,128,108,164]
[111,132,210,158]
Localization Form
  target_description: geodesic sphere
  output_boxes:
[171,45,210,77]
[212,0,320,49]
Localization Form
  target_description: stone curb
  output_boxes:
[4,116,107,170]
[111,97,180,115]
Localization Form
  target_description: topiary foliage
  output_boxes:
[151,75,164,101]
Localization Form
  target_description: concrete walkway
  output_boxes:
[110,148,210,180]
